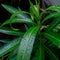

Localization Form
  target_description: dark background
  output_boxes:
[0,0,30,23]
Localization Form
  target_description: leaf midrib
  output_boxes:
[22,27,37,60]
[45,33,60,42]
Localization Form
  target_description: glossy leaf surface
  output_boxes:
[1,18,33,27]
[17,26,39,60]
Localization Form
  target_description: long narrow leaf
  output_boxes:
[0,27,24,36]
[47,17,60,31]
[40,5,60,20]
[1,11,35,27]
[46,5,60,12]
[35,40,44,60]
[43,32,60,48]
[1,4,31,19]
[42,12,60,24]
[0,38,21,57]
[1,18,34,27]
[17,26,39,60]
[1,4,18,14]
[0,39,11,43]
[30,2,40,20]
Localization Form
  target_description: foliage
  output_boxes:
[0,0,60,60]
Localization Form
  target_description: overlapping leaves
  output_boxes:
[0,1,60,60]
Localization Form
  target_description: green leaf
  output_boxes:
[42,12,60,24]
[1,4,31,19]
[1,18,34,27]
[43,32,60,48]
[9,11,32,22]
[1,4,18,14]
[0,27,24,36]
[45,46,58,60]
[46,5,60,12]
[0,11,35,27]
[47,17,60,31]
[35,40,44,60]
[17,26,39,60]
[0,39,11,43]
[40,5,60,20]
[0,38,21,57]
[30,2,40,21]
